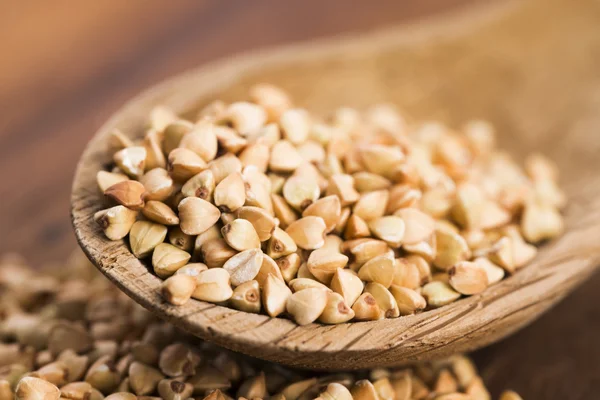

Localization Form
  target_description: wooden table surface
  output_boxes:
[1,1,598,398]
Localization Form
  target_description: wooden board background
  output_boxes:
[1,1,598,398]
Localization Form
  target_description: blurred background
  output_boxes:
[1,1,598,398]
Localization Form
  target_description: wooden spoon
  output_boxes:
[71,0,600,370]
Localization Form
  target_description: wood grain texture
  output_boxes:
[71,0,600,375]
[2,0,600,397]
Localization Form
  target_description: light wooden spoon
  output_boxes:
[71,0,600,370]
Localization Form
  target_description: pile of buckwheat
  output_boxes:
[94,83,565,325]
[1,250,523,400]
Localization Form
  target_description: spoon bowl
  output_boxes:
[71,0,600,370]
